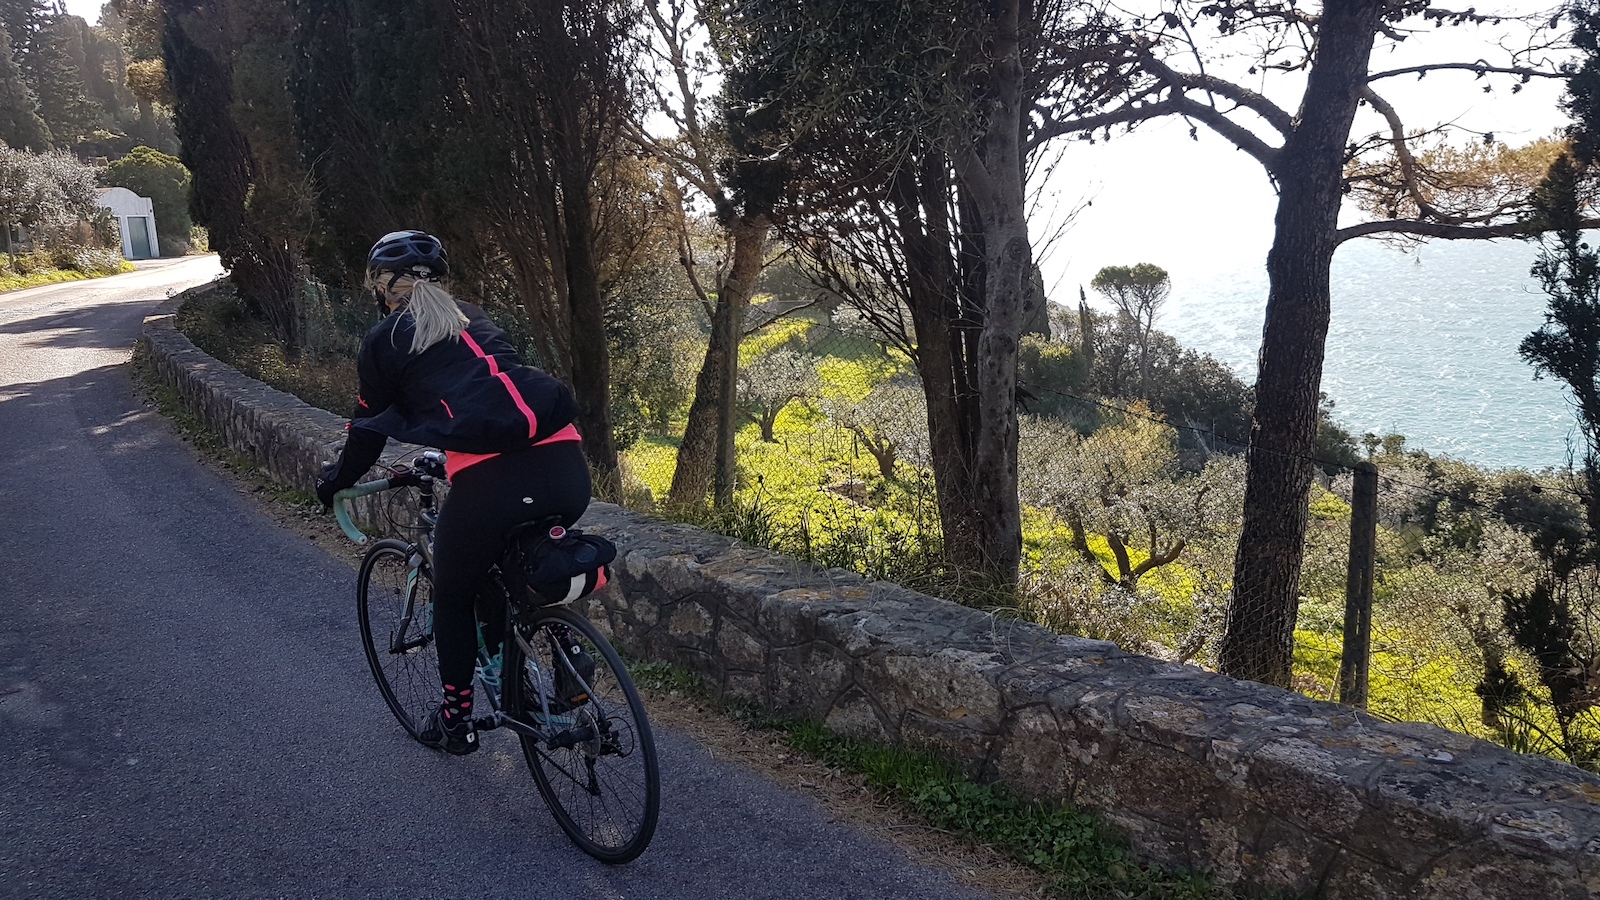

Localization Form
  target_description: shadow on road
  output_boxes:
[0,365,170,467]
[0,299,165,351]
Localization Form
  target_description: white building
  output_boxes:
[94,187,160,260]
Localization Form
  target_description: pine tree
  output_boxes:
[0,0,99,148]
[0,25,49,148]
[33,14,100,145]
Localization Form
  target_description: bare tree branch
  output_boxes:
[1360,86,1443,220]
[1335,216,1600,243]
[1031,48,1289,169]
[1367,61,1568,82]
[1142,54,1295,136]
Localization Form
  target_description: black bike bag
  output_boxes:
[512,525,618,605]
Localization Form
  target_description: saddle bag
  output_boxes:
[512,524,618,605]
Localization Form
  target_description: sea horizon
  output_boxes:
[1074,237,1584,473]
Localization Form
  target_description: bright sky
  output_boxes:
[62,1,101,23]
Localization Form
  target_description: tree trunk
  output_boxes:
[1138,330,1151,400]
[667,319,728,504]
[667,215,768,507]
[1217,0,1384,687]
[1078,294,1094,372]
[559,170,619,500]
[713,218,769,502]
[890,154,985,579]
[864,438,896,481]
[950,0,1029,589]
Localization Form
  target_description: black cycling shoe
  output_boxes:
[418,706,478,756]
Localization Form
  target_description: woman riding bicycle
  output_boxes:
[317,230,591,756]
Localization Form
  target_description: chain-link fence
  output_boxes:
[622,308,1600,769]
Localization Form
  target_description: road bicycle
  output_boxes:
[332,451,659,863]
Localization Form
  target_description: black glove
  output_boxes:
[317,427,386,511]
[315,461,341,511]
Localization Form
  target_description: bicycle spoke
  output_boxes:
[537,747,645,841]
[508,606,658,863]
[358,541,438,739]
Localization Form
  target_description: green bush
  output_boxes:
[6,250,53,274]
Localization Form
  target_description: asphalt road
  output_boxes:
[0,258,998,899]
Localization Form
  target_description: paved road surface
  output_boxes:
[0,258,997,899]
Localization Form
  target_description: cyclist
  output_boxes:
[317,230,591,756]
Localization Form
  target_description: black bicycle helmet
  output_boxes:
[367,230,449,280]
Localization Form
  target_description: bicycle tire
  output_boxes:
[356,538,438,739]
[504,604,659,864]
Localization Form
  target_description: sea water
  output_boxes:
[1151,238,1581,472]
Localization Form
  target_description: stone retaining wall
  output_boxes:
[142,282,1600,899]
[142,285,427,526]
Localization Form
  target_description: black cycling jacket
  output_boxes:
[324,301,577,489]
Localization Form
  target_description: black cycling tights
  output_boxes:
[430,440,592,698]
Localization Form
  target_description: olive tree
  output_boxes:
[822,375,930,481]
[1020,412,1245,593]
[737,348,819,442]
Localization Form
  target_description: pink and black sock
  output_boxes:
[442,683,473,726]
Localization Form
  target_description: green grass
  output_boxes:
[1292,626,1495,734]
[0,260,133,293]
[788,724,1229,899]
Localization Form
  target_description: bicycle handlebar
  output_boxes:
[332,479,396,544]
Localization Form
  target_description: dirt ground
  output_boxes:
[131,366,1051,900]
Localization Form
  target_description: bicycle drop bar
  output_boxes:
[332,479,399,544]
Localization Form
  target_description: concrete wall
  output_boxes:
[142,282,1600,899]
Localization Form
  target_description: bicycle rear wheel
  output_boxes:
[356,538,437,739]
[504,605,659,864]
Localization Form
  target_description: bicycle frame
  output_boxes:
[339,455,659,863]
[334,454,611,747]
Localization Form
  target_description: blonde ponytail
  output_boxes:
[378,275,468,354]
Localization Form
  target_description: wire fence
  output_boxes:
[622,315,1600,768]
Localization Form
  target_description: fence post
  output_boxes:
[1339,461,1379,707]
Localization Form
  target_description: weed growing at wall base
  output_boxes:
[628,661,1243,900]
[786,723,1231,900]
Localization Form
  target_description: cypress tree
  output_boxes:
[162,0,301,348]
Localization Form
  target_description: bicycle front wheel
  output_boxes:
[505,605,659,864]
[357,538,437,739]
